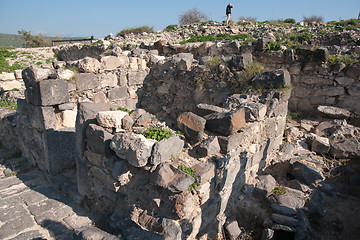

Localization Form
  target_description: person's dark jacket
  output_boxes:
[226,4,233,15]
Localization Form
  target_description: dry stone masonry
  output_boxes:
[0,21,359,240]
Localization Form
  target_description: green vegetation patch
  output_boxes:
[141,126,174,141]
[0,47,25,73]
[117,26,154,36]
[164,24,178,32]
[178,164,199,191]
[328,55,359,66]
[272,187,286,195]
[180,33,250,44]
[205,56,222,69]
[0,97,17,110]
[230,61,265,92]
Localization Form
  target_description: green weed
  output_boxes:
[0,97,17,110]
[205,56,222,69]
[272,187,286,195]
[178,164,199,191]
[117,26,154,36]
[141,126,174,141]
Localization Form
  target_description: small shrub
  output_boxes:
[180,33,250,44]
[117,26,154,36]
[164,24,178,32]
[266,41,282,51]
[231,61,265,93]
[205,56,222,69]
[0,97,17,110]
[178,164,199,191]
[284,18,296,24]
[179,8,207,26]
[303,15,324,23]
[141,126,174,141]
[18,30,51,47]
[116,107,133,114]
[328,55,359,65]
[272,187,286,195]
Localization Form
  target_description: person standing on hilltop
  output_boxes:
[226,3,233,25]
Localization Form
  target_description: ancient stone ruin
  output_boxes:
[0,21,359,240]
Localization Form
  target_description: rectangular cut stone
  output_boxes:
[99,72,117,88]
[0,80,22,91]
[108,87,129,101]
[76,73,99,91]
[0,72,16,80]
[44,128,76,175]
[29,105,56,130]
[127,71,148,86]
[86,124,114,156]
[34,79,69,106]
[205,108,246,136]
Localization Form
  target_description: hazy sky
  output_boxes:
[0,0,359,38]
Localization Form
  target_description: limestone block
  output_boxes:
[43,128,76,175]
[94,92,107,103]
[225,221,242,240]
[76,73,99,91]
[77,57,101,73]
[56,69,75,81]
[0,80,21,91]
[110,132,156,167]
[108,87,129,101]
[128,57,139,71]
[151,163,194,193]
[150,135,184,165]
[177,112,206,143]
[99,72,117,88]
[205,108,246,136]
[86,123,114,157]
[195,136,220,157]
[118,72,127,86]
[138,58,147,71]
[101,56,121,70]
[96,111,128,129]
[22,66,56,88]
[127,71,148,86]
[14,70,22,80]
[0,72,16,80]
[61,110,77,128]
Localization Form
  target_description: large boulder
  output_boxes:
[306,133,330,154]
[25,79,69,106]
[77,57,101,73]
[252,69,291,89]
[150,135,184,165]
[177,112,206,143]
[291,160,325,185]
[110,132,156,167]
[205,108,246,136]
[22,67,56,88]
[151,163,194,193]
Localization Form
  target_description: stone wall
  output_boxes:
[1,37,358,238]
